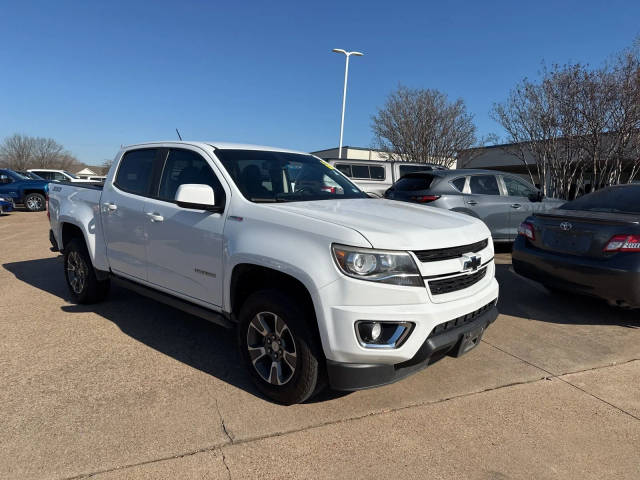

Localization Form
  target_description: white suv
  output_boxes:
[28,169,96,183]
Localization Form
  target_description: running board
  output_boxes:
[111,275,233,329]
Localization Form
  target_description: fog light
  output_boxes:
[369,322,382,341]
[355,321,414,349]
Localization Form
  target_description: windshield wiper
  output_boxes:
[249,197,293,203]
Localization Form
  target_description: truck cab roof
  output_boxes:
[122,141,308,155]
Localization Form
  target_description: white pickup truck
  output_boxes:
[48,141,499,404]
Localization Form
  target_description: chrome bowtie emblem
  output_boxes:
[560,222,572,231]
[463,255,481,271]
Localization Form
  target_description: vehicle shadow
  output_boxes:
[495,261,639,328]
[2,256,349,403]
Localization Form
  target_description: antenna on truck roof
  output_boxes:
[176,128,183,141]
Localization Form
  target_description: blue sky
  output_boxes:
[1,0,639,165]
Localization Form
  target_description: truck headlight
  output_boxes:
[332,244,424,287]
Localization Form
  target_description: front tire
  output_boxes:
[64,238,110,304]
[238,289,322,404]
[24,193,46,212]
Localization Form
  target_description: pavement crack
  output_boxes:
[482,339,640,422]
[215,398,234,444]
[58,359,640,480]
[220,447,232,480]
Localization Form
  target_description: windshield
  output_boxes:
[63,171,80,179]
[12,171,31,180]
[561,185,640,215]
[215,149,367,202]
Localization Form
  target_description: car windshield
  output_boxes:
[561,185,640,215]
[215,149,367,203]
[63,171,80,179]
[12,171,30,180]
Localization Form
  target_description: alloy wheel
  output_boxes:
[66,251,87,294]
[246,311,297,385]
[27,196,43,211]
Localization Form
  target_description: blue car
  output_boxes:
[0,169,50,211]
[0,196,14,214]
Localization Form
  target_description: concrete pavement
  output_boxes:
[1,211,638,479]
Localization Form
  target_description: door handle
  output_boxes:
[466,200,478,206]
[103,202,117,212]
[147,212,164,222]
[511,203,522,209]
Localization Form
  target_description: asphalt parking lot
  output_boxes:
[1,210,639,480]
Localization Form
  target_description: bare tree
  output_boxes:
[0,134,34,170]
[491,65,587,199]
[371,86,477,168]
[32,137,65,168]
[492,39,640,199]
[0,133,79,171]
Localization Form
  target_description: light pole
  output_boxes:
[332,48,363,159]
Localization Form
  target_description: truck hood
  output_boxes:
[272,198,489,250]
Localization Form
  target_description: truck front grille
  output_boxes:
[428,267,487,295]
[413,239,488,262]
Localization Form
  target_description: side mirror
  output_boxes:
[528,191,544,202]
[0,176,12,184]
[175,184,222,212]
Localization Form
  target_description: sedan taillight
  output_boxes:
[518,222,535,240]
[603,234,640,252]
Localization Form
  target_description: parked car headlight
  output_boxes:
[332,244,424,287]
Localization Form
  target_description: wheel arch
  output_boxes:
[61,222,86,252]
[229,263,324,357]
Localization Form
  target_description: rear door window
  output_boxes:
[114,149,156,196]
[469,175,500,195]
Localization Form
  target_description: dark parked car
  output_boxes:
[513,184,640,308]
[384,170,564,242]
[0,169,49,211]
[0,196,14,214]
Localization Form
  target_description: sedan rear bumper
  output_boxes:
[512,236,640,307]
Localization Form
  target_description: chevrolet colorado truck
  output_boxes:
[48,141,499,404]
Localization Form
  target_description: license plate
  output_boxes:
[455,325,485,357]
[542,230,592,254]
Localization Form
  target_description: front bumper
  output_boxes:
[0,200,14,213]
[316,272,499,365]
[327,303,498,390]
[512,236,640,307]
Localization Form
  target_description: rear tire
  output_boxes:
[238,289,322,405]
[64,238,110,304]
[24,193,46,212]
